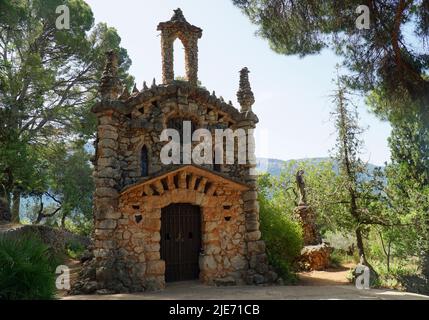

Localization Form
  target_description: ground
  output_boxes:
[1,222,423,300]
[62,280,429,300]
[61,262,429,300]
[297,263,354,286]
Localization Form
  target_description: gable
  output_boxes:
[120,164,249,197]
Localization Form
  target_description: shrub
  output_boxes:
[329,248,359,267]
[259,194,303,283]
[371,259,420,290]
[0,235,60,300]
[66,240,85,259]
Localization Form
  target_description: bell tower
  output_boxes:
[157,8,203,86]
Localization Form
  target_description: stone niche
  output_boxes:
[85,9,277,293]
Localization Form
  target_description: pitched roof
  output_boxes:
[120,164,249,196]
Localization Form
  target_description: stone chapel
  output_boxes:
[90,9,276,292]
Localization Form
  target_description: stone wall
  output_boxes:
[95,81,248,189]
[84,9,277,293]
[115,181,247,290]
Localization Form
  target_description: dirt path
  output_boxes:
[297,263,354,286]
[57,259,81,298]
[61,262,429,300]
[62,281,429,300]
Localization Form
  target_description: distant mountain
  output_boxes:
[256,157,382,177]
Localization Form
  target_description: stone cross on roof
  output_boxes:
[170,8,187,22]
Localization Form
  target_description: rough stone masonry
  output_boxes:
[83,8,277,293]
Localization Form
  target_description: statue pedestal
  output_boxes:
[294,205,332,271]
[294,205,321,246]
[297,243,332,271]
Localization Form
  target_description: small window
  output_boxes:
[141,145,149,177]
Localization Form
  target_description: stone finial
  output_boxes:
[157,8,202,34]
[170,8,187,22]
[237,67,255,113]
[119,85,130,100]
[132,84,139,93]
[143,81,148,90]
[100,50,121,99]
[152,78,157,88]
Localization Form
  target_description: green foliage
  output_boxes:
[45,141,94,226]
[232,0,429,118]
[258,174,303,281]
[372,259,420,289]
[0,0,132,222]
[0,235,60,300]
[378,110,429,277]
[259,157,352,237]
[64,216,93,236]
[21,141,94,229]
[329,249,357,268]
[66,240,85,259]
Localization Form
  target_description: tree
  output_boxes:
[233,0,429,277]
[0,0,133,222]
[26,141,94,233]
[232,0,429,120]
[257,172,303,281]
[330,75,392,275]
[383,111,429,278]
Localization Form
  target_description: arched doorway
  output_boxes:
[161,203,202,282]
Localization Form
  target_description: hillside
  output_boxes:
[256,157,382,176]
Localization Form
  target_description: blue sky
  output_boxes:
[85,0,392,166]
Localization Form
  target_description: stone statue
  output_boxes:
[296,169,307,205]
[294,169,322,247]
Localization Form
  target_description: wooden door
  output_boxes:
[160,204,201,282]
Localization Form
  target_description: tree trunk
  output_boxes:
[355,227,367,264]
[11,190,21,223]
[35,195,45,224]
[421,253,429,279]
[0,188,11,222]
[61,211,67,229]
[387,240,392,273]
[356,226,378,282]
